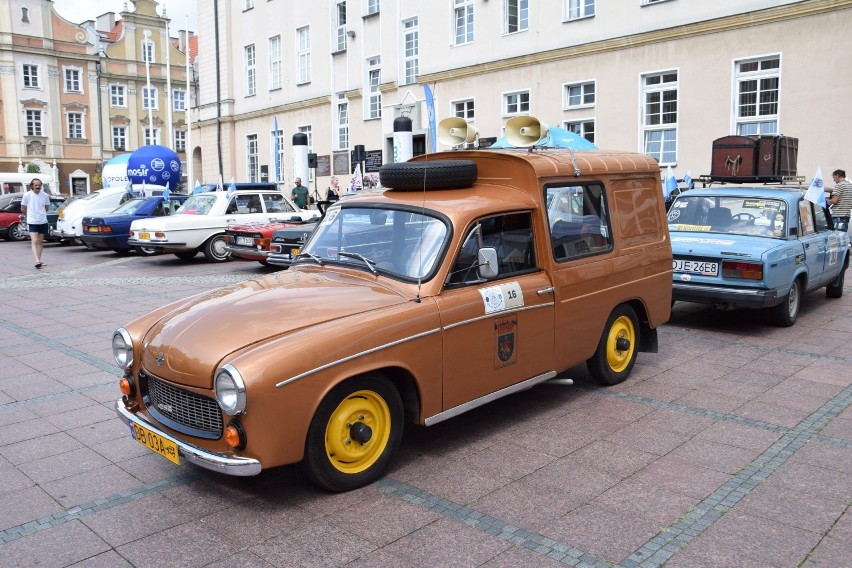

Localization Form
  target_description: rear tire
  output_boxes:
[586,305,639,386]
[202,234,231,262]
[826,265,845,299]
[770,278,801,327]
[135,246,160,257]
[9,222,28,241]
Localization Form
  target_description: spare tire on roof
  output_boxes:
[379,160,477,190]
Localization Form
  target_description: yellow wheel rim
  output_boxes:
[324,389,391,474]
[606,315,635,373]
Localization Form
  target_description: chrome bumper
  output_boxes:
[115,399,262,476]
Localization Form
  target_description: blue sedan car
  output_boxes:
[81,195,188,255]
[668,187,850,326]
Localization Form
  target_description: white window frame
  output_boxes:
[297,125,315,182]
[172,89,186,111]
[63,66,82,93]
[364,0,379,15]
[366,56,382,119]
[336,97,349,150]
[110,84,126,107]
[453,0,474,46]
[734,54,780,136]
[26,110,43,137]
[141,39,155,64]
[335,1,347,53]
[245,44,256,97]
[563,80,596,109]
[243,0,255,10]
[112,125,127,150]
[641,69,678,165]
[66,111,84,139]
[174,130,186,152]
[567,0,595,21]
[142,85,159,110]
[269,35,282,89]
[401,17,419,86]
[564,119,596,144]
[246,134,259,182]
[22,64,39,88]
[504,0,529,34]
[297,26,311,85]
[452,98,475,121]
[144,127,161,146]
[503,90,530,117]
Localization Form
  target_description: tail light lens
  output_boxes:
[722,260,763,280]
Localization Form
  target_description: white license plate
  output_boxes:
[235,236,254,246]
[673,259,718,276]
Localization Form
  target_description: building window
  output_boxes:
[402,18,419,86]
[245,44,256,96]
[26,110,43,136]
[172,89,186,111]
[297,27,311,84]
[112,126,127,150]
[503,90,530,116]
[735,55,780,135]
[454,0,474,45]
[142,38,154,63]
[298,126,314,181]
[335,1,347,52]
[22,64,39,88]
[67,112,84,139]
[142,86,158,110]
[567,0,595,20]
[365,0,379,15]
[64,67,82,93]
[642,70,678,164]
[565,119,595,144]
[174,130,186,152]
[245,134,259,182]
[110,84,126,107]
[337,98,349,150]
[564,81,595,109]
[243,0,255,9]
[505,0,529,33]
[144,128,161,146]
[269,35,282,89]
[367,56,381,119]
[453,98,475,120]
[271,128,285,181]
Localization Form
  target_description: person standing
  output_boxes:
[291,177,309,209]
[828,169,852,230]
[20,178,50,268]
[326,176,341,202]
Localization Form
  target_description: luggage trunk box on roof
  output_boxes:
[710,135,798,182]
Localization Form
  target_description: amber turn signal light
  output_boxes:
[119,376,135,397]
[224,422,246,449]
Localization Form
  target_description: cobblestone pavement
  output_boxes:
[0,240,850,567]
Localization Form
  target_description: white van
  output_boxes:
[53,187,135,243]
[0,173,58,196]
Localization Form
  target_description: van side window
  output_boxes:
[546,184,612,261]
[446,212,536,286]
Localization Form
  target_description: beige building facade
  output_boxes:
[194,0,852,193]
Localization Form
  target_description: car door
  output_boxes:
[225,193,268,224]
[796,199,830,289]
[435,212,555,410]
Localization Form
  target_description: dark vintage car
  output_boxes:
[81,194,188,255]
[223,218,311,265]
[266,220,320,267]
[0,192,65,241]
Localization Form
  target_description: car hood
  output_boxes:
[140,269,409,387]
[670,232,789,259]
[226,221,296,235]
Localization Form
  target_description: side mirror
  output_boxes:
[478,247,499,279]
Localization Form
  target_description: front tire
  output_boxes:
[9,222,28,241]
[770,278,801,327]
[202,234,231,262]
[303,374,403,492]
[586,305,639,386]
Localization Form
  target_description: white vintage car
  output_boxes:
[128,187,319,262]
[53,187,136,244]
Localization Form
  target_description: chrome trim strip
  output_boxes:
[442,302,554,331]
[424,370,558,426]
[275,328,442,388]
[115,400,262,476]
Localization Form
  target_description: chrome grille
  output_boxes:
[143,371,222,433]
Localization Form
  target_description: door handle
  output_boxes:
[537,287,555,295]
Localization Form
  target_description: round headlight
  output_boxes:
[112,328,134,369]
[214,365,246,416]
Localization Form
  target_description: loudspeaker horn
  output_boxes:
[438,117,479,147]
[505,115,549,148]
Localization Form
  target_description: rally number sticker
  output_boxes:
[479,282,524,314]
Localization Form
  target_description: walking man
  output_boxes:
[21,178,50,268]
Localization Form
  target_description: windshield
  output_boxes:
[177,194,216,215]
[301,206,449,280]
[668,195,788,238]
[111,198,148,215]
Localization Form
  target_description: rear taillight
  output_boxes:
[722,260,763,280]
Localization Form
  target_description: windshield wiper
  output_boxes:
[295,252,324,265]
[338,251,377,275]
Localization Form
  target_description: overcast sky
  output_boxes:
[53,0,198,32]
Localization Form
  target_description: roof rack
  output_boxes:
[698,174,806,188]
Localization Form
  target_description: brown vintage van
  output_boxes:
[114,126,672,492]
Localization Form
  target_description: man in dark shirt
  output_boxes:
[291,178,309,209]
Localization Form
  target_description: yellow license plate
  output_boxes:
[130,422,180,465]
[139,232,151,240]
[88,226,99,232]
[292,248,300,257]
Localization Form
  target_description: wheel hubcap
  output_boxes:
[606,315,635,373]
[325,390,390,474]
